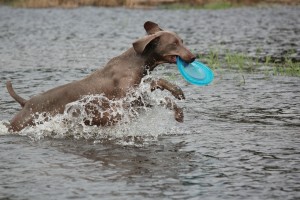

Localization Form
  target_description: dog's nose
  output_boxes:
[181,51,196,63]
[182,55,196,64]
[190,56,196,63]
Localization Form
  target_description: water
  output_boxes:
[0,5,300,200]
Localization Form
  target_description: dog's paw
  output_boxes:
[175,107,184,123]
[150,80,163,91]
[171,86,185,100]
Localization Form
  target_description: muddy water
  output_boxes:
[0,5,300,200]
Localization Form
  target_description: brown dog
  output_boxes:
[6,21,196,132]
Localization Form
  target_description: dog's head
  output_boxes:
[133,21,196,64]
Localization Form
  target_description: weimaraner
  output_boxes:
[6,21,196,132]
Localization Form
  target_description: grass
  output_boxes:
[1,0,299,8]
[164,49,299,84]
[1,0,299,9]
[165,49,300,82]
[203,1,233,10]
[0,0,242,9]
[159,1,235,10]
[197,49,300,76]
[0,0,126,8]
[0,0,26,6]
[273,54,300,76]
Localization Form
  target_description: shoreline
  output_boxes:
[0,0,299,9]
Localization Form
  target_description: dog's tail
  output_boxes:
[6,81,27,107]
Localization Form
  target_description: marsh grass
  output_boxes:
[159,1,235,10]
[273,56,300,76]
[203,1,233,10]
[0,0,268,9]
[160,49,300,86]
[158,3,203,10]
[164,49,299,84]
[1,0,298,8]
[198,49,300,77]
[0,0,127,8]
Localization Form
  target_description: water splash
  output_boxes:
[7,78,182,144]
[0,121,9,135]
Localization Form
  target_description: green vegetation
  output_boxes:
[158,3,203,10]
[203,1,233,10]
[1,0,298,9]
[273,53,300,76]
[159,1,235,10]
[164,49,299,84]
[0,0,126,8]
[198,49,300,76]
[0,0,12,4]
[0,0,31,7]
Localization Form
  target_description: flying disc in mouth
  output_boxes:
[176,57,214,86]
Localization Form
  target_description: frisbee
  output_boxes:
[176,57,214,86]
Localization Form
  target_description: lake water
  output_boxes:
[0,5,299,200]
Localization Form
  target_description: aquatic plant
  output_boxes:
[0,0,126,8]
[1,0,298,8]
[158,1,235,10]
[273,56,300,76]
[197,49,300,77]
[203,0,233,10]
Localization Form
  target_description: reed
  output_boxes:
[202,0,233,9]
[0,0,298,8]
[198,49,300,76]
[2,0,126,8]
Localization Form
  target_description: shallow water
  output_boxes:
[0,5,300,200]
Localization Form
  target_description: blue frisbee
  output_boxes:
[176,57,214,86]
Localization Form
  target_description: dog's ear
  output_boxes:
[133,34,160,55]
[144,21,163,35]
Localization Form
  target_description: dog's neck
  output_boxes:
[139,50,165,75]
[143,56,159,74]
[119,48,164,76]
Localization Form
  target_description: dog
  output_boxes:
[6,21,196,132]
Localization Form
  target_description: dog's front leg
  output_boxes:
[150,79,185,100]
[160,97,184,122]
